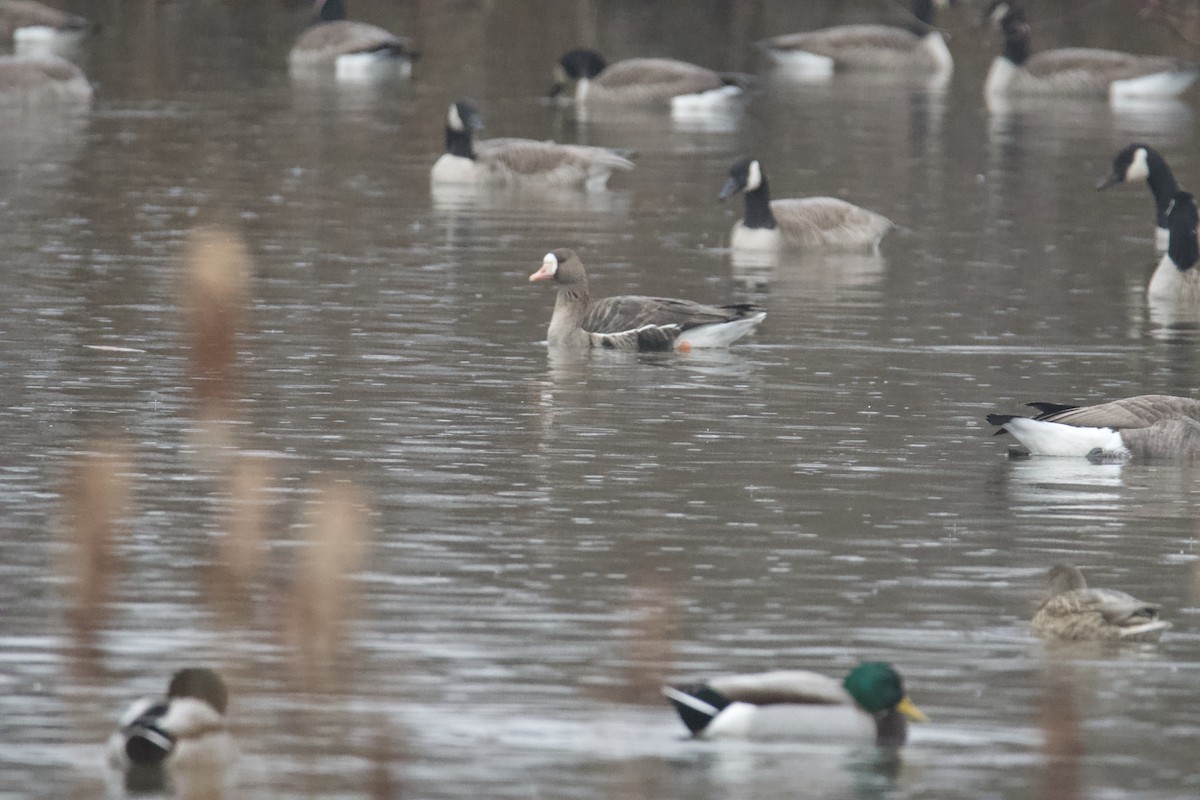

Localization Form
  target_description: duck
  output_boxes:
[757,0,957,77]
[984,1,1198,102]
[528,248,765,351]
[719,158,894,252]
[1032,563,1171,642]
[108,668,233,793]
[0,53,91,105]
[986,394,1200,461]
[430,101,634,191]
[663,662,927,744]
[1097,144,1189,253]
[0,0,94,44]
[1148,191,1200,302]
[288,0,416,79]
[549,47,751,115]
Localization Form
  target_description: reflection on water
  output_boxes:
[731,248,886,295]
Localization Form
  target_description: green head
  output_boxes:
[843,662,927,722]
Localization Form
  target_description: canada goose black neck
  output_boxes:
[445,124,474,159]
[743,177,777,230]
[319,0,348,22]
[1001,19,1031,66]
[907,0,937,36]
[1167,193,1199,273]
[1144,149,1182,228]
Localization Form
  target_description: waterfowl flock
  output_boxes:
[7,0,1198,791]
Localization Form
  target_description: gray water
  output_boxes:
[1,1,1199,798]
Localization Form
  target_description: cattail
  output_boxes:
[216,455,273,587]
[181,226,251,404]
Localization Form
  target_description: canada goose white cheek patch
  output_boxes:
[746,160,762,192]
[447,104,463,131]
[1126,147,1150,181]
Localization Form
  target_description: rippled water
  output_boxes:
[1,2,1199,799]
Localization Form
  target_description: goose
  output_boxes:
[663,662,927,744]
[0,0,93,44]
[0,53,91,105]
[430,101,634,191]
[288,0,416,79]
[1148,191,1200,302]
[984,1,1198,102]
[719,158,893,252]
[1097,144,1188,253]
[757,0,957,77]
[528,248,765,351]
[986,394,1200,461]
[549,48,751,115]
[1032,564,1171,642]
[108,668,233,793]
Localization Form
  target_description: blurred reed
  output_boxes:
[181,225,251,404]
[1036,668,1083,800]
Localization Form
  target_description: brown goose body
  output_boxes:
[528,249,764,351]
[1032,564,1170,642]
[553,49,749,110]
[289,20,413,66]
[0,53,91,104]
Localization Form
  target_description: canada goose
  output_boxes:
[528,249,765,351]
[987,394,1200,460]
[757,0,957,77]
[1032,564,1171,642]
[984,1,1198,101]
[1148,191,1200,302]
[108,668,233,793]
[0,53,91,105]
[288,0,416,79]
[1097,144,1188,253]
[549,48,751,115]
[663,663,927,744]
[719,158,893,252]
[430,101,634,191]
[0,0,93,43]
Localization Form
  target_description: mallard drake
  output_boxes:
[288,0,416,79]
[528,248,764,351]
[1097,144,1189,253]
[984,1,1197,102]
[987,394,1200,460]
[549,48,751,115]
[430,101,634,191]
[108,668,233,793]
[1148,191,1200,302]
[663,662,927,744]
[0,53,91,105]
[719,158,893,252]
[757,0,957,77]
[0,0,94,44]
[1032,563,1171,642]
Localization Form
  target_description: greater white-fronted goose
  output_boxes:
[430,101,634,191]
[664,663,927,743]
[1032,564,1171,642]
[719,158,893,252]
[1148,191,1200,302]
[108,668,234,794]
[1097,144,1189,253]
[0,0,93,44]
[757,0,957,77]
[984,1,1198,102]
[0,53,91,105]
[987,394,1200,460]
[528,249,764,351]
[550,48,751,115]
[288,0,416,79]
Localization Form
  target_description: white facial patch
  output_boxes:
[448,103,463,132]
[746,160,763,192]
[542,253,558,276]
[553,65,567,84]
[1126,147,1150,182]
[989,2,1010,25]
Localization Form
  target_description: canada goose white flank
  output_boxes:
[1032,563,1171,643]
[757,0,958,77]
[1097,143,1190,253]
[108,668,234,793]
[0,0,94,44]
[430,101,634,190]
[528,248,764,351]
[1148,191,1200,302]
[719,158,893,252]
[663,662,927,744]
[550,47,752,115]
[289,0,416,80]
[987,394,1200,460]
[984,1,1199,102]
[0,53,91,105]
